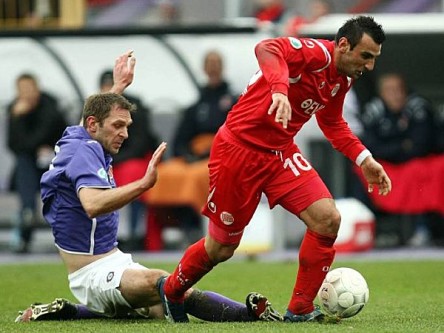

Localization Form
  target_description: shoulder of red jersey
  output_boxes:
[286,37,333,73]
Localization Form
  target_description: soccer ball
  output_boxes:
[317,267,369,319]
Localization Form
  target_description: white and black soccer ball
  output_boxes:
[317,267,369,319]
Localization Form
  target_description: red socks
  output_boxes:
[164,238,215,302]
[288,229,336,314]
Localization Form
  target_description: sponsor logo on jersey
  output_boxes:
[97,167,108,180]
[288,37,302,49]
[319,81,326,89]
[300,98,325,116]
[220,211,234,225]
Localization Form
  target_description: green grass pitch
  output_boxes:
[1,258,443,333]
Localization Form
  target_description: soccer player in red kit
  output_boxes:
[158,15,392,323]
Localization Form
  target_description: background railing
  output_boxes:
[0,0,85,29]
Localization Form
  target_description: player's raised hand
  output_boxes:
[360,156,392,196]
[110,50,136,94]
[268,92,292,129]
[143,142,167,189]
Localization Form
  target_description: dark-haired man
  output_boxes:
[159,16,392,323]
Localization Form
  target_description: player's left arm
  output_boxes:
[316,92,368,164]
[317,92,391,196]
[78,51,136,126]
[360,155,392,196]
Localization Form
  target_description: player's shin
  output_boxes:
[164,238,216,302]
[75,304,103,319]
[288,229,336,314]
[184,290,253,322]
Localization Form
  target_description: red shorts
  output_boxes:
[203,126,332,245]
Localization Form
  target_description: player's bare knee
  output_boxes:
[207,244,236,263]
[217,248,235,262]
[329,209,341,233]
[149,269,169,285]
[315,208,341,234]
[147,269,169,302]
[139,269,169,295]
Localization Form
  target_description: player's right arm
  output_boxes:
[254,37,326,129]
[268,92,292,129]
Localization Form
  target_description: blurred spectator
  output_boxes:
[372,0,441,14]
[1,0,59,28]
[433,104,444,154]
[173,51,236,161]
[98,69,159,250]
[86,0,180,27]
[359,72,437,247]
[361,73,435,163]
[139,0,180,26]
[253,0,287,27]
[7,73,67,253]
[142,50,237,250]
[283,0,331,36]
[348,0,383,14]
[86,0,117,22]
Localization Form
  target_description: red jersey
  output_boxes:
[225,37,367,164]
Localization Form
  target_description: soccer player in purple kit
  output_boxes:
[15,51,282,323]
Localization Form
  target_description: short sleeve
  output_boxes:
[66,141,112,192]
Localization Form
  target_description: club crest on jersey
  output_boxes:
[288,37,302,49]
[220,211,234,225]
[97,167,107,180]
[331,83,340,97]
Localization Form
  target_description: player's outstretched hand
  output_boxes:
[268,92,292,129]
[360,156,392,196]
[110,50,136,94]
[144,142,167,189]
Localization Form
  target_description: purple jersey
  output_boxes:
[40,126,119,255]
